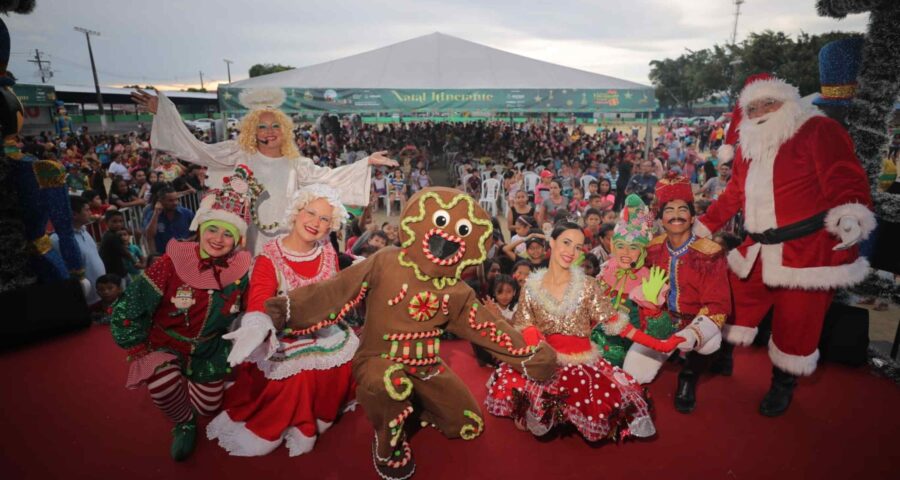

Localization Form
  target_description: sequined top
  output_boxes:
[512,268,622,337]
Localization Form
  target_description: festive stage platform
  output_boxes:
[2,324,898,479]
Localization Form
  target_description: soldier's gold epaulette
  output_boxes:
[649,234,666,247]
[689,237,723,257]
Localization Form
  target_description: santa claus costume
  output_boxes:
[207,184,358,456]
[695,74,875,416]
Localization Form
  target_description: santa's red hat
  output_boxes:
[717,74,774,163]
[738,72,801,110]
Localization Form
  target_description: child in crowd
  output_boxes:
[83,189,112,221]
[90,273,123,324]
[581,253,601,278]
[582,208,603,250]
[568,186,588,216]
[511,260,532,293]
[120,229,146,279]
[484,274,519,321]
[509,215,535,256]
[99,211,130,277]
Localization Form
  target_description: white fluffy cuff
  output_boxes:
[824,202,876,240]
[723,324,758,347]
[717,144,734,163]
[601,311,631,337]
[768,338,819,376]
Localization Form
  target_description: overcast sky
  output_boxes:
[6,0,869,91]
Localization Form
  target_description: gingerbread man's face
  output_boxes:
[398,187,493,282]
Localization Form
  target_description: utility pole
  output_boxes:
[27,49,52,84]
[223,59,233,84]
[731,0,745,46]
[74,26,106,131]
[199,70,205,90]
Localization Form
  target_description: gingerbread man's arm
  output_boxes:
[265,248,384,331]
[445,288,557,381]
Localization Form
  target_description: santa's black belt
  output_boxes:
[746,211,827,245]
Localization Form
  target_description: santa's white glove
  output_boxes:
[674,316,722,354]
[832,216,862,251]
[222,312,277,366]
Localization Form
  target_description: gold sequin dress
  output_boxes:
[485,268,656,441]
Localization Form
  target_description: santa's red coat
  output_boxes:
[697,114,875,290]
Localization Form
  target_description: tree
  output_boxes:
[122,84,156,90]
[183,87,208,93]
[248,63,295,78]
[648,30,863,113]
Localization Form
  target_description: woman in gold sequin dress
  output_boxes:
[486,222,680,441]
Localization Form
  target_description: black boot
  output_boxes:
[674,367,697,414]
[759,367,797,417]
[709,342,734,376]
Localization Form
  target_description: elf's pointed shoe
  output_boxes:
[170,415,197,462]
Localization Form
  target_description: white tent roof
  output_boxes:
[230,32,650,90]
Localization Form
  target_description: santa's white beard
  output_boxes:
[739,100,818,165]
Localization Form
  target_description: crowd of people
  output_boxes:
[25,68,884,479]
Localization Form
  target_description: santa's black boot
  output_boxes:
[674,353,700,414]
[759,366,797,417]
[709,341,734,376]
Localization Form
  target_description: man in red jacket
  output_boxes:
[695,74,875,417]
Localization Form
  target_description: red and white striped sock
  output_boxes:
[188,380,224,416]
[147,363,193,424]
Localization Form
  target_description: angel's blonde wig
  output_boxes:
[237,109,300,159]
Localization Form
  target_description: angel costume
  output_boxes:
[150,90,372,254]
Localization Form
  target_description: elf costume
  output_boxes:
[591,194,674,383]
[110,165,254,461]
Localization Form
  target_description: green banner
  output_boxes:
[11,84,57,106]
[219,87,656,113]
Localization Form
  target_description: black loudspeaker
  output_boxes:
[0,279,91,350]
[818,303,870,367]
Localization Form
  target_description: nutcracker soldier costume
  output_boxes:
[642,175,731,414]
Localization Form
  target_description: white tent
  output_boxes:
[230,32,649,90]
[220,33,656,113]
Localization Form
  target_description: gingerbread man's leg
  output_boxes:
[411,366,484,441]
[353,357,417,480]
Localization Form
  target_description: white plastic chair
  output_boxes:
[535,165,546,174]
[480,170,492,183]
[514,162,525,172]
[523,172,540,194]
[580,174,598,193]
[479,178,501,217]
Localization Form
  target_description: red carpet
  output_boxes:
[1,324,899,479]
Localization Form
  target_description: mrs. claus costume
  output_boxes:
[207,184,357,456]
[695,73,875,416]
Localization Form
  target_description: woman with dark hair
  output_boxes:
[486,222,680,443]
[537,179,567,225]
[109,177,146,209]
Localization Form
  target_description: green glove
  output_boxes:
[641,266,669,306]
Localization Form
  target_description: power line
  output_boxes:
[26,49,53,83]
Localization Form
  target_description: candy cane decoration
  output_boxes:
[285,282,368,336]
[380,354,442,367]
[421,228,467,266]
[387,283,409,306]
[441,294,450,315]
[467,303,534,356]
[383,328,443,342]
[459,409,484,440]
